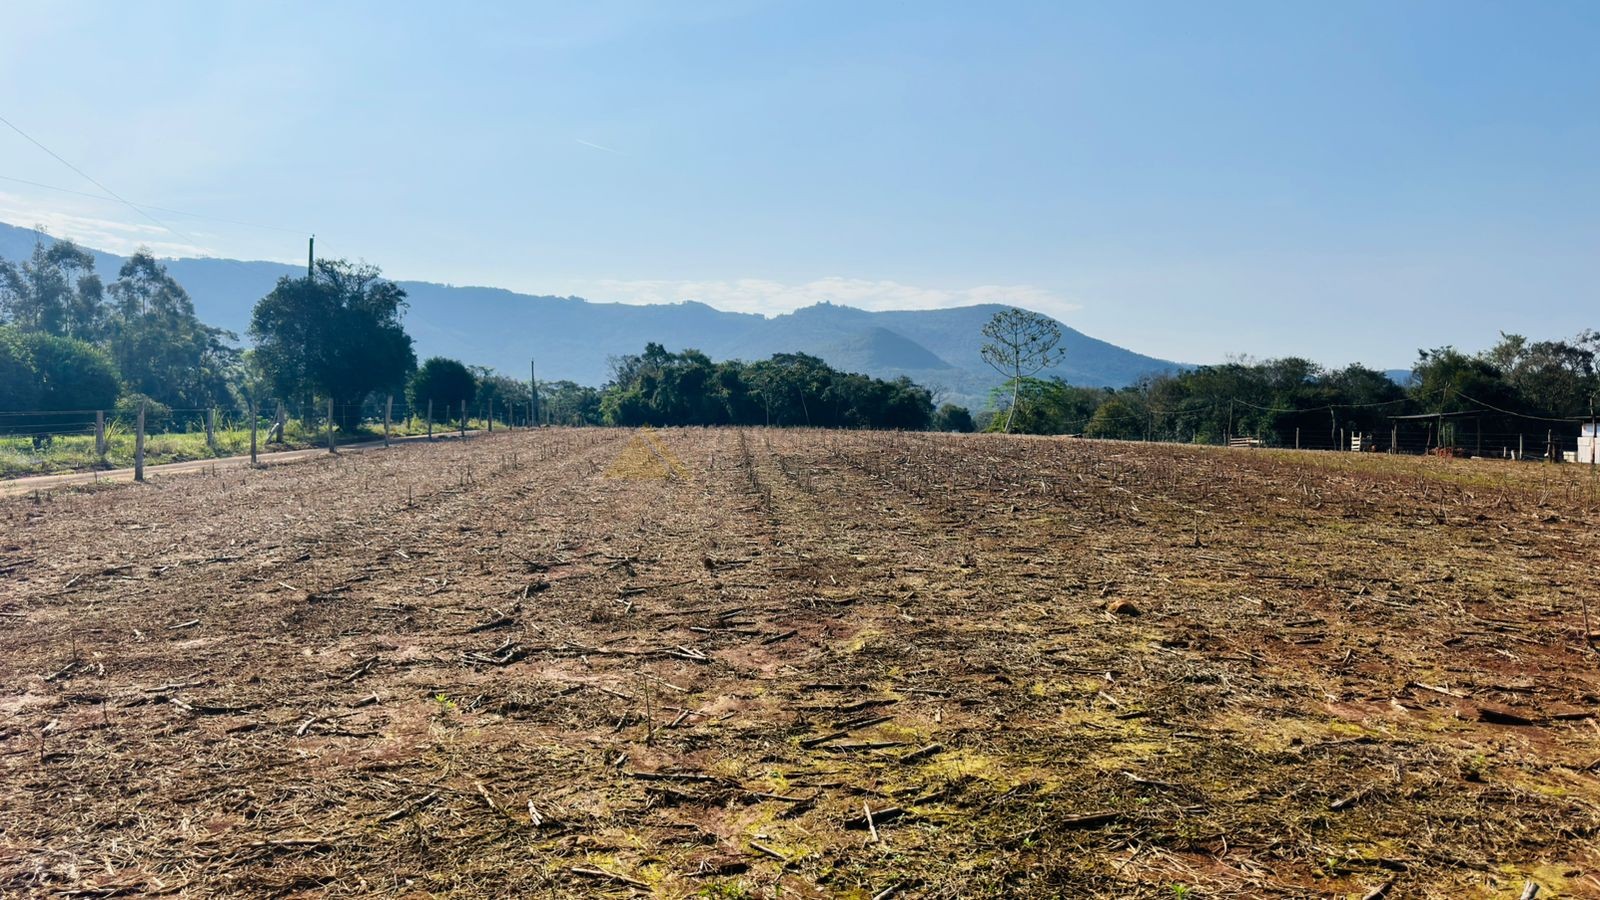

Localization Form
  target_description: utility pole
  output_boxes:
[530,358,540,427]
[307,234,315,278]
[135,399,146,482]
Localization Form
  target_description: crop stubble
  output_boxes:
[1,428,1598,898]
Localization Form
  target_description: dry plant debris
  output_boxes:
[2,428,1598,898]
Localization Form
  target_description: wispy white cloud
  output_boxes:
[0,194,212,258]
[585,276,1080,319]
[574,138,621,154]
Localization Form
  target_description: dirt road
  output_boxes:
[0,431,474,498]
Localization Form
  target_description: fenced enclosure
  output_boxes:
[5,389,1598,482]
[0,392,545,479]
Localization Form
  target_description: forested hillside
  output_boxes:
[0,222,1183,407]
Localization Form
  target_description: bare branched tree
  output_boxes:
[980,307,1066,433]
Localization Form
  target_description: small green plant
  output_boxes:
[1460,752,1489,782]
[1170,884,1191,899]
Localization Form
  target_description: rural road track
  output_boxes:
[0,430,479,497]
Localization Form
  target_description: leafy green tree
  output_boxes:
[1408,346,1525,448]
[744,352,836,427]
[980,307,1066,433]
[0,238,106,341]
[1321,363,1406,438]
[1411,347,1516,413]
[540,379,604,425]
[962,329,1594,448]
[1480,332,1597,418]
[107,251,237,414]
[986,378,1108,435]
[1237,357,1333,447]
[232,349,274,420]
[21,331,119,411]
[878,376,935,430]
[250,259,415,431]
[603,343,735,426]
[0,326,39,413]
[408,357,476,422]
[1083,394,1149,440]
[1,330,119,444]
[114,392,174,432]
[599,345,933,429]
[468,369,532,423]
[933,403,975,432]
[1141,372,1212,442]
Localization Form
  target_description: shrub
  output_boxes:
[114,393,174,432]
[933,403,976,432]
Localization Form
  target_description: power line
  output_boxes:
[1450,388,1576,424]
[1230,396,1409,414]
[0,111,201,247]
[0,173,305,236]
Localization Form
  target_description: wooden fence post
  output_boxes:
[427,400,433,440]
[1294,427,1299,450]
[206,408,216,452]
[249,398,258,465]
[135,399,146,482]
[327,398,336,453]
[95,410,106,461]
[384,395,392,448]
[461,398,467,439]
[488,398,494,433]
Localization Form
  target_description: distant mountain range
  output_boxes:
[0,222,1184,408]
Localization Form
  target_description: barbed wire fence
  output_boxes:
[3,385,1596,481]
[0,391,552,481]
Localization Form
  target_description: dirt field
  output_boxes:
[3,428,1598,898]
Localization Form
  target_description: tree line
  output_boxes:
[0,237,543,440]
[0,240,235,432]
[598,343,935,429]
[0,236,941,440]
[8,235,1590,451]
[989,331,1600,450]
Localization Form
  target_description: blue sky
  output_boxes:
[0,1,1596,367]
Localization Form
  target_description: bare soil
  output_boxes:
[2,428,1598,898]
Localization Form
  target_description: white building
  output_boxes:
[1580,422,1599,465]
